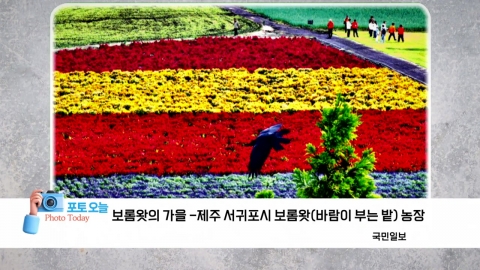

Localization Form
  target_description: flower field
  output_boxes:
[53,7,428,199]
[54,67,426,114]
[54,37,377,72]
[55,109,426,176]
[55,172,426,199]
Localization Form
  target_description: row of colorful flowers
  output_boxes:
[54,171,427,199]
[55,110,426,177]
[54,67,427,114]
[54,37,378,73]
[53,32,428,198]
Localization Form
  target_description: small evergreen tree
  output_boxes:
[293,94,381,198]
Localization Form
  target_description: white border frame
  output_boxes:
[49,2,431,199]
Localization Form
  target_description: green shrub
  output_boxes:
[255,189,275,198]
[293,94,381,198]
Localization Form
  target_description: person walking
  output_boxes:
[368,16,375,37]
[380,24,387,43]
[344,15,349,33]
[397,24,405,42]
[352,19,359,37]
[374,22,380,42]
[233,18,240,36]
[388,23,396,41]
[372,20,378,39]
[346,19,352,37]
[327,19,334,39]
[368,20,374,37]
[380,21,387,43]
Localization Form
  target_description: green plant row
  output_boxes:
[244,6,427,32]
[54,6,261,48]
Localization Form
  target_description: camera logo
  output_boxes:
[38,190,64,213]
[23,189,65,234]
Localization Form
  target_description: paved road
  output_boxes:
[222,6,427,85]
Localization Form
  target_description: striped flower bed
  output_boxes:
[54,37,377,72]
[53,36,428,198]
[55,110,426,176]
[57,172,427,199]
[54,68,426,114]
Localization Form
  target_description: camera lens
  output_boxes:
[46,198,55,207]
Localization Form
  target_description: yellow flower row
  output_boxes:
[54,68,427,114]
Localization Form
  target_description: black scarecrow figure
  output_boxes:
[246,124,291,179]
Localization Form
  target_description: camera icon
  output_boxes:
[38,190,64,212]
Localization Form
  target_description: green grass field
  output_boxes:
[335,30,427,68]
[53,6,261,48]
[244,5,428,32]
[244,5,428,68]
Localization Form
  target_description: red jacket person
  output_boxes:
[397,25,405,42]
[327,19,334,39]
[351,19,359,37]
[388,23,396,41]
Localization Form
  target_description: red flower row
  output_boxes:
[54,36,378,73]
[54,110,426,177]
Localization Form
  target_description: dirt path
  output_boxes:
[221,6,427,85]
